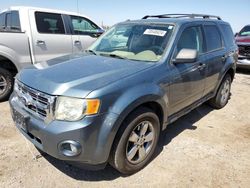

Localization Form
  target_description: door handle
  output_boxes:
[74,40,81,45]
[197,63,206,70]
[36,40,45,45]
[221,55,227,62]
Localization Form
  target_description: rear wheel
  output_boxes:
[110,107,160,174]
[0,68,13,102]
[208,74,232,109]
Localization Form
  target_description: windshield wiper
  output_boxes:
[99,53,127,59]
[85,49,97,55]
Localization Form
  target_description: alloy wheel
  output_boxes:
[220,79,230,105]
[126,120,155,164]
[0,75,7,95]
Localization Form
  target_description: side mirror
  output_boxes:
[234,32,239,37]
[90,29,105,38]
[173,49,198,64]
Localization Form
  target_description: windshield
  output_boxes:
[239,26,250,36]
[89,23,174,62]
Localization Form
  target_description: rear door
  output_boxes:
[30,11,73,63]
[68,15,101,52]
[202,24,225,95]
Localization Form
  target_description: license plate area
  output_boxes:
[12,108,29,132]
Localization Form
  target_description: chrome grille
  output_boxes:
[15,80,55,120]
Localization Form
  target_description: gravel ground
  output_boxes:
[0,72,250,188]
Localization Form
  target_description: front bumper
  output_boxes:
[237,58,250,70]
[237,55,250,69]
[9,93,119,169]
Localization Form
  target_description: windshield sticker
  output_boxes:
[143,29,167,37]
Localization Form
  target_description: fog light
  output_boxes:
[59,140,82,157]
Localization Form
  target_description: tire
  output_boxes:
[0,68,14,102]
[208,74,232,109]
[109,107,160,175]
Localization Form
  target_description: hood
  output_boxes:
[17,54,155,98]
[236,35,250,44]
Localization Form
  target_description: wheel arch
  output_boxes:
[106,94,167,159]
[215,66,236,95]
[226,67,235,81]
[0,55,18,75]
[123,99,165,128]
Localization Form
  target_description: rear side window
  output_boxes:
[220,24,235,47]
[204,25,223,52]
[35,12,65,34]
[0,11,21,32]
[6,11,21,32]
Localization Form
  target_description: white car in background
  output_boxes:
[0,6,104,101]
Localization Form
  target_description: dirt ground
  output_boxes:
[0,72,250,188]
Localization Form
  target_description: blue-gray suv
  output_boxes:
[9,14,238,174]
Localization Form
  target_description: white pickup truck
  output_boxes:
[0,6,104,101]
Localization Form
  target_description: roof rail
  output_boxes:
[142,14,222,20]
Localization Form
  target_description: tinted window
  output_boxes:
[204,25,222,52]
[0,13,5,30]
[177,26,204,54]
[239,25,250,36]
[5,11,21,32]
[220,24,235,47]
[35,12,65,34]
[70,16,99,35]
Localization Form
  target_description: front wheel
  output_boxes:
[208,74,232,109]
[110,107,160,175]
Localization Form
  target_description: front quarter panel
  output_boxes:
[87,79,169,132]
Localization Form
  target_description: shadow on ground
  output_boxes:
[42,153,121,181]
[155,104,213,155]
[236,68,250,75]
[41,104,214,181]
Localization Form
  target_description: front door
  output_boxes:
[69,15,101,53]
[30,11,73,63]
[169,25,206,115]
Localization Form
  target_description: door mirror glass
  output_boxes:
[90,29,105,38]
[173,48,198,63]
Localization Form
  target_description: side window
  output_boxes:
[35,12,65,34]
[177,26,204,54]
[5,11,21,32]
[204,25,223,52]
[220,24,235,47]
[0,13,5,30]
[70,16,99,35]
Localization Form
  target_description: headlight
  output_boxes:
[55,96,100,121]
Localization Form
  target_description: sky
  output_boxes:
[0,0,249,32]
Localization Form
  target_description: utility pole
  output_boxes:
[76,0,79,15]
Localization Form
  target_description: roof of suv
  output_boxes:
[123,14,228,25]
